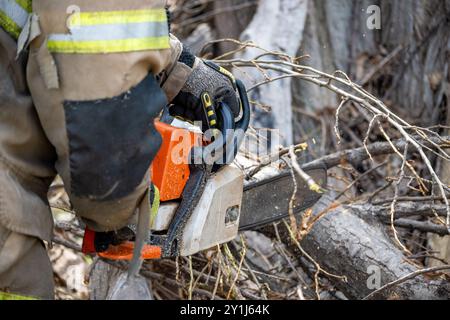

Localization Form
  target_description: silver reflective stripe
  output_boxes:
[48,21,169,42]
[0,0,29,29]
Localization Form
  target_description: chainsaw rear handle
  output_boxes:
[235,79,250,133]
[228,79,250,163]
[214,79,251,166]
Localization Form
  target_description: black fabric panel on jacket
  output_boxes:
[64,74,166,201]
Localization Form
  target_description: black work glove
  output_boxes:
[83,184,160,254]
[91,227,135,253]
[170,48,241,131]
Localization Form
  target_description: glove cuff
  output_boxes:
[160,37,196,102]
[178,45,196,69]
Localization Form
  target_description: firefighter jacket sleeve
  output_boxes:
[23,0,184,232]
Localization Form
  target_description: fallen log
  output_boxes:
[262,192,450,299]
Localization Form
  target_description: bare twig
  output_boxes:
[372,196,450,205]
[307,136,450,170]
[390,219,450,237]
[52,236,82,252]
[289,146,324,194]
[360,45,404,85]
[211,41,450,229]
[226,237,247,300]
[390,144,412,254]
[363,265,450,300]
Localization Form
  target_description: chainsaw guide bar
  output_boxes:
[239,164,327,231]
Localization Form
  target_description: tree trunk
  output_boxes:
[428,82,450,267]
[292,0,450,146]
[235,0,309,145]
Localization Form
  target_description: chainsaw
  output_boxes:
[81,80,327,261]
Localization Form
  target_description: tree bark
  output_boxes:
[213,0,256,55]
[428,81,450,267]
[292,0,450,146]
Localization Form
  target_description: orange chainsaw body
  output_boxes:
[98,241,162,260]
[151,121,201,202]
[84,121,201,260]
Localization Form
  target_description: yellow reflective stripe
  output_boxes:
[15,0,32,13]
[0,9,21,39]
[47,36,170,54]
[149,186,160,229]
[0,291,37,300]
[47,9,169,54]
[68,9,167,27]
[207,110,214,116]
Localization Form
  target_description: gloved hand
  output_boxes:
[82,184,160,255]
[169,48,241,132]
[82,227,135,253]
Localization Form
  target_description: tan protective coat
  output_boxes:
[0,0,188,298]
[0,28,55,299]
[27,0,184,231]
